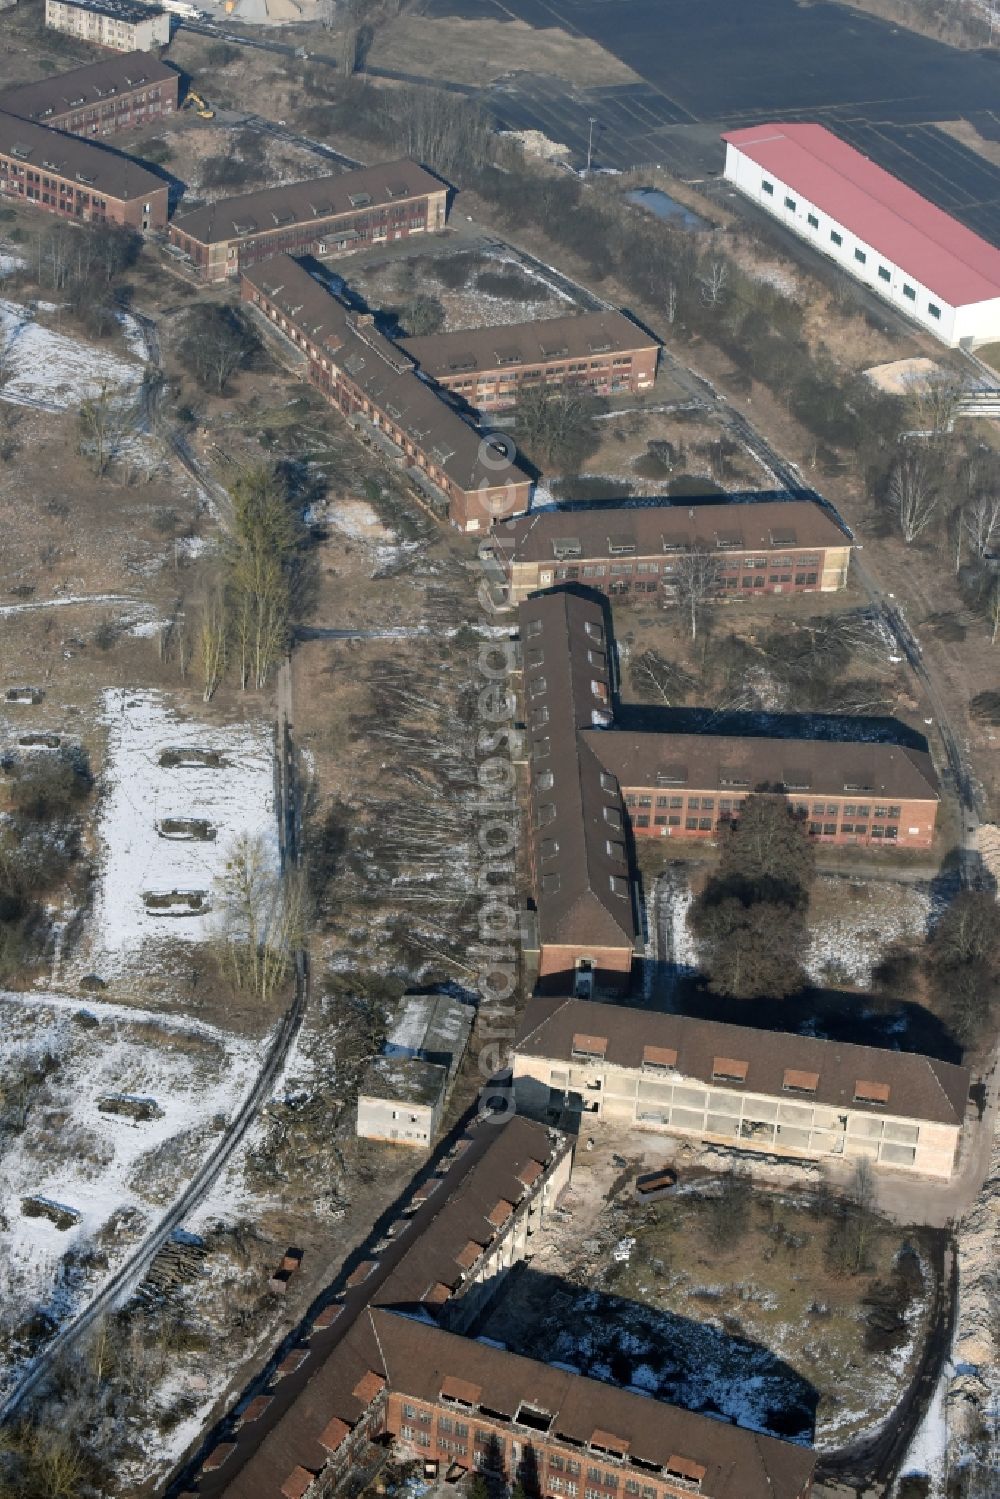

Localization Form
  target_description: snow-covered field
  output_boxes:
[0,296,143,412]
[87,689,276,975]
[0,992,260,1397]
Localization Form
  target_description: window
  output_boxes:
[762,179,774,195]
[854,248,866,264]
[807,212,819,228]
[587,1469,602,1483]
[784,195,796,210]
[688,797,700,811]
[712,1057,748,1083]
[823,822,837,835]
[783,1068,819,1094]
[903,284,916,300]
[830,229,842,246]
[685,817,698,831]
[928,302,942,319]
[878,266,891,282]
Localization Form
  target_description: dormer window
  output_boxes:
[712,1057,749,1083]
[854,1080,890,1105]
[571,1034,607,1060]
[530,676,547,697]
[515,1404,552,1433]
[609,874,629,898]
[585,621,604,642]
[783,1069,819,1094]
[642,1045,678,1071]
[526,619,543,639]
[536,769,554,790]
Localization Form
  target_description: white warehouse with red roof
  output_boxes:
[722,122,1000,348]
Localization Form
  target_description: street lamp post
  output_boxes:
[586,116,597,174]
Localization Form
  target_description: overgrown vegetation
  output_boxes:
[0,747,92,979]
[688,794,814,999]
[926,890,999,1044]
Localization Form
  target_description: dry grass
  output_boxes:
[366,14,640,88]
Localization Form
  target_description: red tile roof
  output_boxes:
[723,123,1000,306]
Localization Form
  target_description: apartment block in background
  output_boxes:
[0,52,178,137]
[400,310,659,411]
[513,997,970,1179]
[170,160,447,281]
[45,0,171,51]
[0,110,168,229]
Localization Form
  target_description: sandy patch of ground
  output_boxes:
[937,116,1000,168]
[865,356,942,396]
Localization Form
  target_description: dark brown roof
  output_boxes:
[369,1117,557,1313]
[172,159,443,246]
[584,730,940,803]
[0,52,175,123]
[519,591,636,951]
[208,1117,565,1499]
[0,110,165,201]
[372,1310,816,1499]
[400,309,658,377]
[515,997,970,1125]
[493,498,851,564]
[243,255,531,498]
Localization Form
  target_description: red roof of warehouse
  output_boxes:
[722,122,1000,307]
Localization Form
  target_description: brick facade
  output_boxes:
[0,55,179,138]
[0,112,168,230]
[400,312,659,412]
[241,258,533,531]
[170,164,448,282]
[620,784,938,850]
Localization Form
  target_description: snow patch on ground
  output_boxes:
[901,1359,951,1493]
[804,878,934,987]
[0,992,260,1398]
[86,689,276,975]
[0,297,143,411]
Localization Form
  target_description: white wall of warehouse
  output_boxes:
[723,142,1000,348]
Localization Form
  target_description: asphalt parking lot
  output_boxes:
[431,0,1000,242]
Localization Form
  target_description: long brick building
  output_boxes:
[177,1115,816,1499]
[517,588,939,992]
[169,161,447,282]
[492,498,853,604]
[513,998,970,1179]
[242,255,532,530]
[0,52,179,137]
[518,589,638,996]
[0,109,168,229]
[595,731,939,849]
[400,310,659,411]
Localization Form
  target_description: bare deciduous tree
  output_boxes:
[668,550,720,640]
[963,494,1000,560]
[213,834,305,1003]
[700,259,728,306]
[77,382,136,478]
[912,368,964,439]
[665,280,678,325]
[888,450,939,543]
[197,584,228,702]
